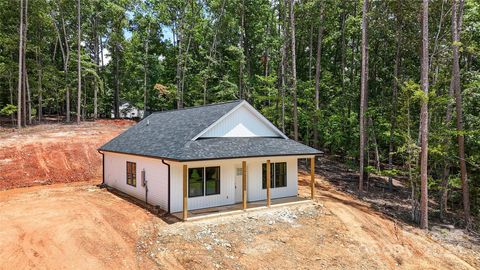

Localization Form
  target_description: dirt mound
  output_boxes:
[0,121,132,190]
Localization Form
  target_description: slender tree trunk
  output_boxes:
[143,24,150,117]
[388,13,401,192]
[308,23,313,81]
[369,117,381,171]
[239,0,245,99]
[419,0,430,230]
[359,0,369,192]
[77,0,81,124]
[9,72,14,124]
[93,14,99,119]
[114,44,120,118]
[290,0,298,141]
[451,0,470,226]
[37,50,42,122]
[313,4,324,148]
[279,0,288,134]
[61,13,71,123]
[17,0,24,129]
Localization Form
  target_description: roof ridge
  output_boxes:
[151,99,244,115]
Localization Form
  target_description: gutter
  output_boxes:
[162,159,171,213]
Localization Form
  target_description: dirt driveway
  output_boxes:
[0,180,478,269]
[0,183,158,270]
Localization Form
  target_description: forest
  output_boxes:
[0,0,479,229]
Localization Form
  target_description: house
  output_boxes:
[111,102,144,119]
[98,100,321,220]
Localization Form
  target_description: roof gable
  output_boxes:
[193,101,287,140]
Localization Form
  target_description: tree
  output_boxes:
[451,0,470,226]
[289,0,298,141]
[313,3,324,148]
[77,0,81,124]
[419,0,430,230]
[359,0,368,192]
[16,0,24,129]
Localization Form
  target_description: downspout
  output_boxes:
[97,150,105,186]
[162,159,171,213]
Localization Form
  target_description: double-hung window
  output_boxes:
[188,166,220,197]
[126,161,136,187]
[262,162,287,189]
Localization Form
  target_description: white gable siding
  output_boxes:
[200,105,279,138]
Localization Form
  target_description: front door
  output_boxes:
[234,167,243,203]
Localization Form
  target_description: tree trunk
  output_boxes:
[279,0,289,134]
[17,0,24,129]
[143,24,150,117]
[388,12,401,192]
[369,117,381,171]
[290,0,298,141]
[313,4,324,148]
[419,0,430,230]
[77,0,81,124]
[308,23,313,81]
[239,0,245,99]
[451,0,470,226]
[114,44,120,118]
[93,13,99,119]
[359,0,369,192]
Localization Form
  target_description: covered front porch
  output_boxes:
[172,196,311,221]
[176,157,317,221]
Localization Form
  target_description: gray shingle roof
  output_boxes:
[99,100,321,161]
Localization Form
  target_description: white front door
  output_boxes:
[234,167,243,203]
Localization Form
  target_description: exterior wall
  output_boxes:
[169,155,308,213]
[103,152,168,210]
[201,105,279,138]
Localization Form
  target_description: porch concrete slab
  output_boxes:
[171,196,311,221]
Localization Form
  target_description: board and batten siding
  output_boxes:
[103,152,169,210]
[168,156,305,213]
[200,105,280,138]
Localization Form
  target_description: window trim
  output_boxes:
[262,162,287,189]
[188,166,221,198]
[126,161,136,187]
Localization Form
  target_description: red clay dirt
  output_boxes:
[0,120,134,190]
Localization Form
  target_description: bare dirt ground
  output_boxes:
[0,122,479,269]
[0,120,134,190]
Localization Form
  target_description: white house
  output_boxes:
[111,102,144,119]
[99,100,321,220]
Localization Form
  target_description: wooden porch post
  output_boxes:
[183,164,188,221]
[242,161,247,210]
[266,159,271,207]
[310,157,315,199]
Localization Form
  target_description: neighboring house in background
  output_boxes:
[111,102,144,119]
[99,100,321,220]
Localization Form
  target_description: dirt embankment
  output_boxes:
[0,120,133,190]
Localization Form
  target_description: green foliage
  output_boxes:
[0,104,16,116]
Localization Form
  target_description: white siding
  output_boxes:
[104,152,169,210]
[200,106,279,138]
[169,156,306,213]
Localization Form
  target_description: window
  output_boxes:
[262,162,287,189]
[205,167,220,195]
[188,168,204,197]
[188,166,221,197]
[126,162,136,186]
